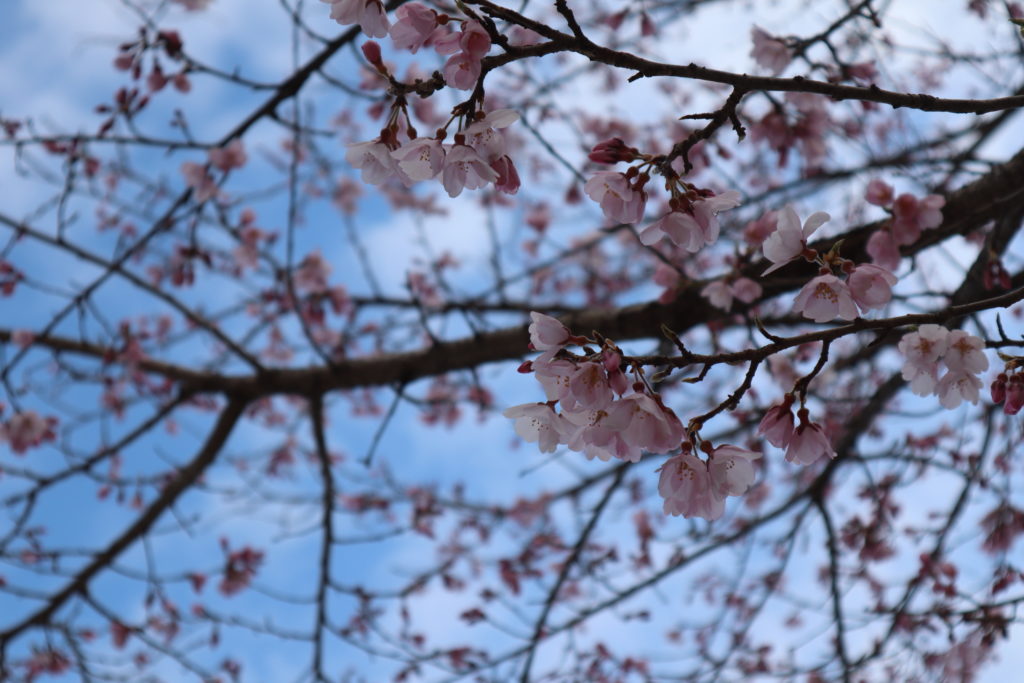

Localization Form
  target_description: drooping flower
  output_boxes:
[761,204,830,274]
[866,229,901,271]
[848,263,898,311]
[639,191,741,251]
[441,145,498,197]
[707,445,760,499]
[584,171,646,224]
[503,403,571,453]
[750,27,791,75]
[891,193,945,245]
[389,3,439,53]
[346,138,410,186]
[757,400,795,448]
[658,453,724,520]
[610,393,684,454]
[785,416,835,465]
[321,0,390,38]
[936,370,983,410]
[792,274,859,323]
[391,138,446,181]
[528,312,570,351]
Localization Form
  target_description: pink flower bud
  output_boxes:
[361,41,384,68]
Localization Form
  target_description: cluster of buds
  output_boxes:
[991,366,1024,415]
[347,106,520,198]
[585,137,742,252]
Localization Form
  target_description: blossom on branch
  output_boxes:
[761,204,830,274]
[321,0,389,38]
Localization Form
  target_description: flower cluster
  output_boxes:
[1,410,58,454]
[658,443,760,519]
[757,397,836,465]
[761,205,898,323]
[347,108,520,198]
[899,325,989,409]
[504,313,760,521]
[583,139,742,253]
[322,1,491,92]
[864,180,945,271]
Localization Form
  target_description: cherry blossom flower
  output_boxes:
[792,274,858,323]
[848,263,897,311]
[943,330,988,374]
[743,209,778,246]
[442,145,498,197]
[528,312,570,352]
[757,400,795,448]
[936,370,983,409]
[294,250,332,294]
[865,179,894,207]
[564,362,613,411]
[563,408,639,462]
[391,138,446,181]
[761,205,830,274]
[785,416,835,465]
[208,139,247,171]
[891,193,945,245]
[701,277,762,312]
[639,191,741,251]
[321,0,389,38]
[443,53,483,90]
[180,162,219,202]
[611,393,685,453]
[503,403,571,453]
[389,3,438,53]
[867,229,901,271]
[708,445,760,499]
[346,138,409,186]
[464,109,519,160]
[750,27,791,75]
[588,137,639,164]
[2,411,58,454]
[584,171,646,224]
[658,453,724,520]
[533,357,575,401]
[898,324,950,396]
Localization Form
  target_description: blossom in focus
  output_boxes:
[389,3,438,53]
[708,445,760,499]
[936,370,983,409]
[758,400,795,448]
[639,191,741,252]
[503,403,571,453]
[346,138,410,186]
[750,27,791,75]
[943,330,989,374]
[792,274,859,323]
[321,0,389,38]
[441,145,497,197]
[584,171,646,224]
[528,312,570,351]
[761,204,830,274]
[785,417,835,465]
[391,138,446,181]
[658,453,724,520]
